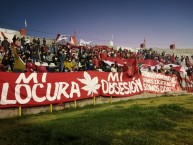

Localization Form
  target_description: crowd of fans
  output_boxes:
[0,35,193,80]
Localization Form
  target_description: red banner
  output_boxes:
[0,72,144,108]
[142,72,180,93]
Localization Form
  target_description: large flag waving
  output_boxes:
[170,53,175,63]
[70,36,77,45]
[127,59,139,77]
[79,39,91,46]
[56,34,68,45]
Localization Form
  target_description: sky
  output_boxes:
[0,0,193,48]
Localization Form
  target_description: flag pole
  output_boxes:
[25,19,27,35]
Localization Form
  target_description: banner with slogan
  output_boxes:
[142,71,180,93]
[0,71,144,108]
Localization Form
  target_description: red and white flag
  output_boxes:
[56,34,68,45]
[70,36,77,45]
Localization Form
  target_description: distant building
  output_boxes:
[140,43,146,48]
[170,44,175,49]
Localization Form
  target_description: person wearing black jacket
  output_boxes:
[1,37,10,53]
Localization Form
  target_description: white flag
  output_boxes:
[110,41,113,47]
[25,19,27,28]
[79,39,91,46]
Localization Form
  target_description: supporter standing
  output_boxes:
[58,49,66,72]
[31,44,39,63]
[153,66,158,73]
[64,57,74,72]
[92,55,99,69]
[2,55,10,70]
[148,66,152,72]
[32,37,37,45]
[78,58,86,71]
[158,65,165,74]
[43,38,46,46]
[86,59,94,70]
[0,58,6,71]
[110,64,117,72]
[37,38,40,46]
[21,36,26,47]
[1,37,10,53]
[122,62,128,72]
[12,35,17,44]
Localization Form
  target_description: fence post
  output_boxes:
[93,97,96,106]
[110,96,112,104]
[50,104,53,113]
[74,100,77,109]
[18,106,22,117]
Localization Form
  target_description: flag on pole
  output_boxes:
[56,34,68,45]
[25,19,27,28]
[70,36,77,45]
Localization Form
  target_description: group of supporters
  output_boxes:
[0,35,193,91]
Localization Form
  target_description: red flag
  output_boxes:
[127,59,139,77]
[37,66,47,72]
[1,32,6,39]
[170,53,175,63]
[133,59,139,75]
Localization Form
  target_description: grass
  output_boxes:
[0,94,193,145]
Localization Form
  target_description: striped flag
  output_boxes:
[70,36,77,45]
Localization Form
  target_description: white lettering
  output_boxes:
[15,84,32,104]
[46,83,59,101]
[0,83,16,105]
[70,82,80,98]
[32,84,46,102]
[15,73,38,83]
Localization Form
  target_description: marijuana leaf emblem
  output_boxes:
[78,72,101,96]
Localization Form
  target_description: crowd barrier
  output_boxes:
[0,71,190,118]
